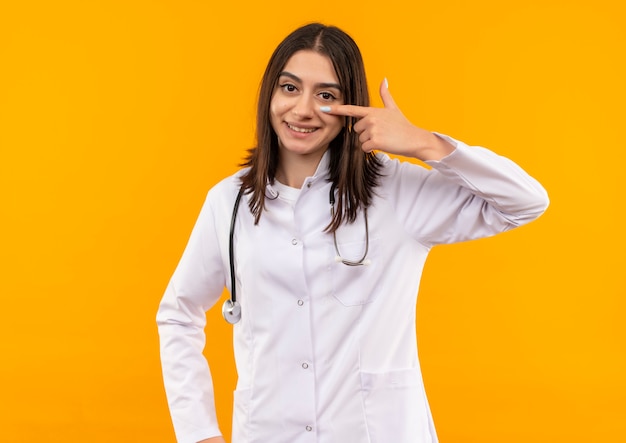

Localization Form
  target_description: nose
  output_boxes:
[292,94,314,119]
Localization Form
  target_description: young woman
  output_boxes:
[157,23,549,443]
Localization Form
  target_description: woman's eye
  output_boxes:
[319,92,336,101]
[281,84,297,93]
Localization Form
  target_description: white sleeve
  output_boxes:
[387,134,549,247]
[156,190,227,443]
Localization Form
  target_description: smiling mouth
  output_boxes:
[287,123,317,133]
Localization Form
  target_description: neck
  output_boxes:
[275,150,325,188]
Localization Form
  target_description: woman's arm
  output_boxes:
[157,188,230,442]
[324,79,548,245]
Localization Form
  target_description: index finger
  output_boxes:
[320,104,371,118]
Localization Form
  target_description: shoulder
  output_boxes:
[203,168,249,210]
[374,152,432,184]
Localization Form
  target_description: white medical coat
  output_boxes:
[157,134,549,443]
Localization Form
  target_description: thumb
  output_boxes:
[379,77,398,109]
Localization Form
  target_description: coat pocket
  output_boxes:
[331,237,382,306]
[360,369,435,443]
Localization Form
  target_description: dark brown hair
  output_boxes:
[240,23,382,232]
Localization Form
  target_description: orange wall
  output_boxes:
[1,1,624,441]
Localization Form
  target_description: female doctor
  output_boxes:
[157,23,549,443]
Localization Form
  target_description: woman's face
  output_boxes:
[270,50,344,161]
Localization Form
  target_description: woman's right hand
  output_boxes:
[198,437,226,443]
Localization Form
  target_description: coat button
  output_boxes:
[305,425,313,431]
[297,300,304,306]
[291,238,298,245]
[302,362,309,369]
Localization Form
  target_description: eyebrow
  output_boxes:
[278,71,342,91]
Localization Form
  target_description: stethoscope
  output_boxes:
[222,184,370,324]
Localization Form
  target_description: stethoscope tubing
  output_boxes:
[222,186,245,324]
[229,187,245,304]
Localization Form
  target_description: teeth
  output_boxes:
[287,123,316,133]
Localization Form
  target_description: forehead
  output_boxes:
[281,50,339,83]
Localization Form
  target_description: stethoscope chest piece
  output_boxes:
[222,299,241,324]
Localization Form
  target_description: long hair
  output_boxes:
[240,23,382,232]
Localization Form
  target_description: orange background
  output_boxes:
[1,0,625,442]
